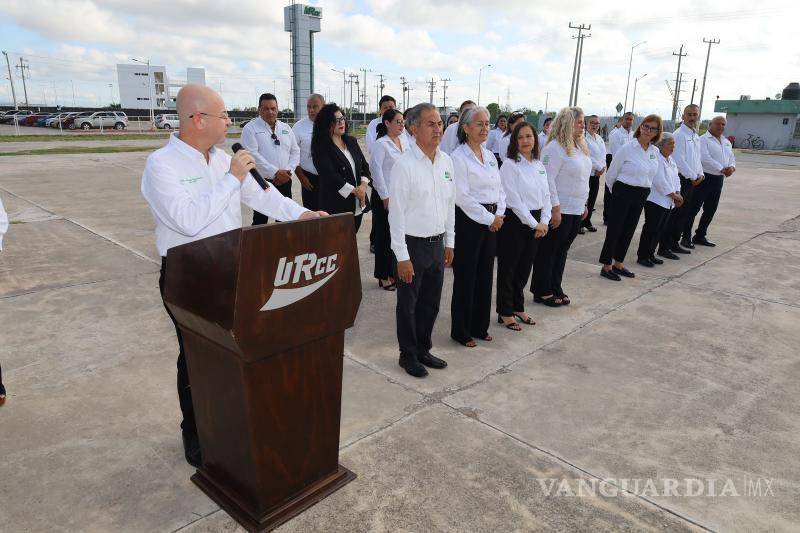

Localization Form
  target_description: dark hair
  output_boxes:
[503,112,526,138]
[495,114,508,127]
[379,95,396,108]
[376,108,403,139]
[542,116,553,127]
[312,103,348,154]
[507,121,539,161]
[259,93,277,106]
[459,100,476,112]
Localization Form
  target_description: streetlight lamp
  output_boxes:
[331,68,346,106]
[623,41,646,113]
[131,57,154,128]
[108,83,114,106]
[477,64,492,106]
[631,73,648,116]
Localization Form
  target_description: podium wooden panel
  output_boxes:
[164,214,361,532]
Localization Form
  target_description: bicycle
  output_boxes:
[741,133,765,150]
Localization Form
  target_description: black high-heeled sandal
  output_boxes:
[513,313,536,325]
[497,315,522,331]
[534,295,563,307]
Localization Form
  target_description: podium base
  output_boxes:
[191,465,356,532]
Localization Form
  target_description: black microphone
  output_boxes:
[231,143,269,190]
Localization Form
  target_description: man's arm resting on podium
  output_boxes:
[241,175,326,221]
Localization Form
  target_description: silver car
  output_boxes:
[73,111,129,130]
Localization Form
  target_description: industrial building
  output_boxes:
[714,82,800,150]
[116,64,206,110]
[285,3,321,119]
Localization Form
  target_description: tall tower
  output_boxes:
[284,3,321,119]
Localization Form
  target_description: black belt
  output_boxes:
[407,233,444,243]
[482,203,498,214]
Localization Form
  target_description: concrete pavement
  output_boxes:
[0,150,798,532]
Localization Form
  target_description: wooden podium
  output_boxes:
[163,213,361,532]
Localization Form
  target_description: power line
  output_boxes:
[440,78,450,110]
[567,22,591,107]
[400,76,409,109]
[426,78,436,104]
[16,57,30,106]
[670,44,687,122]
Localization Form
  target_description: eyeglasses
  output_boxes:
[640,124,659,132]
[189,111,230,120]
[334,117,346,123]
[473,122,491,129]
[393,119,405,125]
[588,121,600,125]
[271,132,281,146]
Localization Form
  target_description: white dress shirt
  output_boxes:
[608,126,633,156]
[497,134,512,161]
[440,121,460,155]
[370,134,410,200]
[647,153,681,209]
[337,146,370,215]
[451,143,507,225]
[486,128,504,154]
[240,117,300,180]
[585,132,606,175]
[0,196,8,250]
[538,131,549,151]
[605,140,660,189]
[292,117,317,174]
[700,132,736,175]
[500,156,552,228]
[365,116,381,153]
[672,123,704,179]
[388,142,456,262]
[141,133,308,257]
[540,141,592,216]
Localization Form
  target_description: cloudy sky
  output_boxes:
[1,0,797,118]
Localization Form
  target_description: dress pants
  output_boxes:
[602,154,613,223]
[684,172,724,240]
[531,213,581,298]
[371,189,394,280]
[253,180,293,225]
[599,181,650,265]
[396,235,445,362]
[159,258,197,441]
[583,175,600,227]
[496,210,541,316]
[451,207,496,343]
[664,175,695,247]
[637,201,671,261]
[300,171,320,211]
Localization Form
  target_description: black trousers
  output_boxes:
[531,213,580,298]
[684,173,724,239]
[497,210,541,316]
[637,201,671,260]
[584,175,600,227]
[300,171,320,211]
[253,180,293,225]
[599,181,650,265]
[371,189,394,279]
[451,207,496,343]
[396,236,445,361]
[602,154,613,223]
[664,175,695,247]
[159,258,197,439]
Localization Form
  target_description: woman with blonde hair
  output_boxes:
[599,114,663,280]
[531,107,592,306]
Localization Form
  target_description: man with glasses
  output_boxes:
[240,93,301,225]
[142,84,323,467]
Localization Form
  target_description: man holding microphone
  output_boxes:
[141,84,324,467]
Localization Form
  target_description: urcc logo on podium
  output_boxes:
[260,252,339,311]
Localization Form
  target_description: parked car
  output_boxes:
[0,110,33,124]
[46,112,77,127]
[36,114,57,127]
[22,113,49,126]
[73,111,129,130]
[154,114,180,130]
[66,112,93,130]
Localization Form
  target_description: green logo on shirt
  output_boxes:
[542,155,550,164]
[539,170,546,174]
[281,129,289,134]
[444,171,452,181]
[180,176,204,184]
[650,154,656,159]
[489,160,496,167]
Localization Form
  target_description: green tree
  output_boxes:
[486,102,501,122]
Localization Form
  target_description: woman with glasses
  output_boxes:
[582,114,606,234]
[370,108,410,290]
[599,114,663,281]
[450,107,506,348]
[311,103,371,232]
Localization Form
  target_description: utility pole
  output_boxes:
[16,57,30,106]
[427,78,436,104]
[477,64,491,106]
[698,38,720,118]
[348,72,358,120]
[400,76,409,109]
[2,51,17,109]
[573,29,591,106]
[568,23,591,107]
[440,78,451,110]
[544,92,549,115]
[360,68,371,120]
[670,44,687,122]
[631,73,647,116]
[331,68,346,106]
[624,41,646,113]
[377,73,386,99]
[690,78,697,104]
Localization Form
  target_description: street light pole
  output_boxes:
[623,41,646,113]
[631,73,647,116]
[477,64,491,106]
[331,68,346,106]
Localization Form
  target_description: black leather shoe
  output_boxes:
[578,227,586,235]
[419,352,448,369]
[586,225,598,232]
[600,268,621,281]
[672,245,691,254]
[680,239,695,249]
[649,255,664,265]
[182,431,202,468]
[612,266,635,278]
[636,258,654,268]
[692,236,716,247]
[657,249,680,260]
[399,357,428,378]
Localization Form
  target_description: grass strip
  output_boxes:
[0,145,160,156]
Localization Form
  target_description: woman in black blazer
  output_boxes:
[311,103,371,231]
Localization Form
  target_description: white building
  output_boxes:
[117,64,205,110]
[714,83,800,150]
